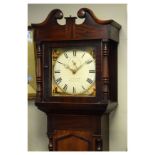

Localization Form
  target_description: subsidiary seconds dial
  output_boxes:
[52,49,96,96]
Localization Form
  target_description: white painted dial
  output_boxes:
[53,49,96,95]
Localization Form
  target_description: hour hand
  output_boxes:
[57,61,69,69]
[72,60,78,69]
[65,65,75,73]
[57,61,75,73]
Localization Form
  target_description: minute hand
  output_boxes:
[75,59,94,73]
[75,62,86,73]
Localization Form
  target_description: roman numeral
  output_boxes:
[57,61,63,65]
[55,77,62,84]
[73,50,76,56]
[85,60,93,64]
[54,70,60,73]
[81,52,85,58]
[82,85,86,90]
[89,70,95,73]
[64,52,68,58]
[63,84,68,92]
[73,87,76,93]
[86,78,93,84]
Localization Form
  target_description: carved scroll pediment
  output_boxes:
[31,8,121,42]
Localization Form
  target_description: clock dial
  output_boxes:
[52,48,96,96]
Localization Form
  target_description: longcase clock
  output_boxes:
[30,8,121,151]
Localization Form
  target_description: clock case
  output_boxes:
[31,8,121,151]
[45,41,98,99]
